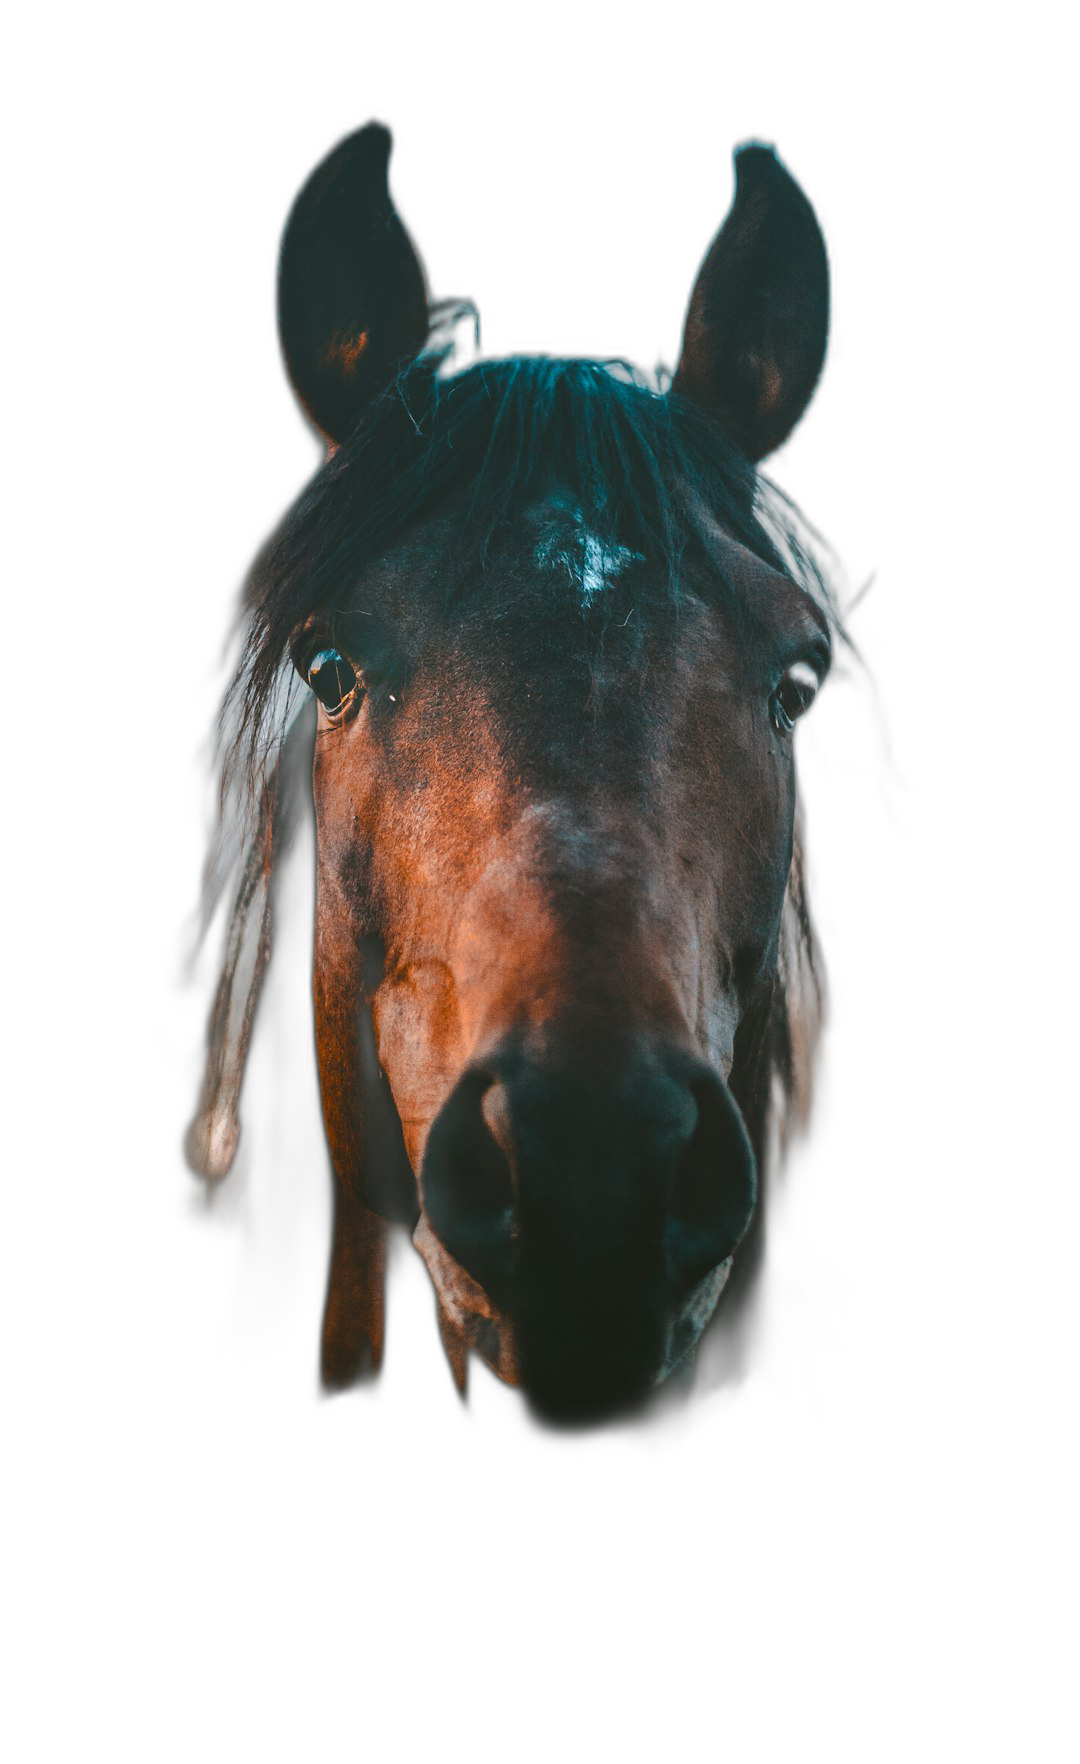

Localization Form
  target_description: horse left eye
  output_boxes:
[770,661,819,733]
[307,648,359,715]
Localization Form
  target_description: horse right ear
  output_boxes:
[278,122,429,446]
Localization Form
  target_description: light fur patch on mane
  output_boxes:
[185,659,303,1185]
[776,797,825,1157]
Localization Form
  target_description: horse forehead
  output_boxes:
[362,495,749,679]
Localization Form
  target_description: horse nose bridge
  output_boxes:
[454,803,700,1039]
[420,1038,756,1308]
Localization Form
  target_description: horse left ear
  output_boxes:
[672,144,829,462]
[278,122,430,445]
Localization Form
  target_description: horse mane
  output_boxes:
[189,346,842,1183]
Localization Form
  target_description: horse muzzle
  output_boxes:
[416,1036,757,1420]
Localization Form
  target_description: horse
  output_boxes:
[187,122,841,1422]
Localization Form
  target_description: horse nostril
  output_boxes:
[421,1071,515,1304]
[665,1073,757,1293]
[480,1081,515,1163]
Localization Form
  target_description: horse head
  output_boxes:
[190,123,836,1422]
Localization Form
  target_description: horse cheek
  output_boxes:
[369,966,466,1173]
[312,898,366,1192]
[717,722,796,976]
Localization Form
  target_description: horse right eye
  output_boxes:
[307,648,359,716]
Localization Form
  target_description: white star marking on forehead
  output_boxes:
[536,505,644,607]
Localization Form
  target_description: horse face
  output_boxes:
[304,500,830,1417]
[191,122,833,1419]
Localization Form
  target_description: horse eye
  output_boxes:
[307,647,359,715]
[770,660,820,734]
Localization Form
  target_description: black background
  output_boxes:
[109,68,952,1502]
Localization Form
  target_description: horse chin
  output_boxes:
[414,1220,734,1439]
[412,1213,522,1390]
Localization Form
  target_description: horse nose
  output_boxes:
[420,1048,757,1311]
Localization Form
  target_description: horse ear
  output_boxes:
[672,144,829,462]
[278,122,429,445]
